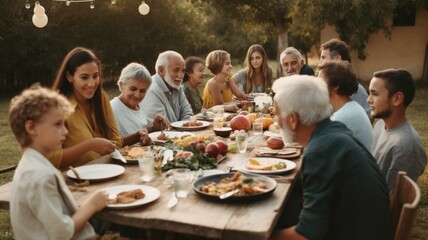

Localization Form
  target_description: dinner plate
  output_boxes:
[149,131,194,143]
[263,130,281,138]
[111,146,150,164]
[66,164,125,181]
[235,158,296,174]
[170,120,211,131]
[104,185,160,209]
[193,172,277,202]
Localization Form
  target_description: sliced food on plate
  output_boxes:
[109,189,145,204]
[246,158,287,171]
[237,158,296,174]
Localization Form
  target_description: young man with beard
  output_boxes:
[368,68,427,191]
[141,51,193,123]
[272,75,392,240]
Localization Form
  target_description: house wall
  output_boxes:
[321,8,428,81]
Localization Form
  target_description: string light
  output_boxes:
[25,0,151,28]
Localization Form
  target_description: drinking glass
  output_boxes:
[173,168,190,198]
[236,132,248,153]
[138,154,155,182]
[252,120,263,136]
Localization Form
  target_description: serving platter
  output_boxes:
[192,172,277,202]
[254,147,302,159]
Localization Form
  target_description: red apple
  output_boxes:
[205,142,219,158]
[230,115,251,131]
[196,142,206,152]
[215,140,228,155]
[239,110,249,116]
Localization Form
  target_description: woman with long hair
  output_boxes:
[183,56,204,114]
[233,44,273,93]
[50,47,125,170]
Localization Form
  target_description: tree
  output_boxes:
[191,0,293,74]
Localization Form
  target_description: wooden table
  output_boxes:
[0,126,301,240]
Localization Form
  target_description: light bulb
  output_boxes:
[25,1,31,9]
[34,2,45,16]
[111,0,116,4]
[32,14,48,28]
[66,1,71,6]
[90,1,94,9]
[138,1,150,15]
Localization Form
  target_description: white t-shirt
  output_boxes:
[331,101,373,151]
[110,97,149,137]
[11,148,96,239]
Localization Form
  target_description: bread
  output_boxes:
[127,147,147,158]
[245,162,273,171]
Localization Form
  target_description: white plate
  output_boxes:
[66,164,125,181]
[149,131,194,143]
[104,185,160,209]
[170,120,210,131]
[236,158,296,174]
[263,130,281,138]
[202,169,225,177]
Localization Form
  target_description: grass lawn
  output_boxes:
[0,79,427,239]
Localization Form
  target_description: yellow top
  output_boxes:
[202,78,233,109]
[48,92,123,170]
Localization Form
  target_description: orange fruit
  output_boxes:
[246,113,258,126]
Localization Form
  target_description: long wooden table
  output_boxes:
[0,126,301,240]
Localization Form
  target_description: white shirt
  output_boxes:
[110,97,149,137]
[11,148,96,240]
[331,101,373,151]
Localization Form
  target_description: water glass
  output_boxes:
[138,154,155,182]
[236,132,248,153]
[213,117,224,128]
[252,120,263,136]
[173,168,190,198]
[212,105,224,118]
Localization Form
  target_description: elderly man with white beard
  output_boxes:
[271,75,392,240]
[141,51,193,124]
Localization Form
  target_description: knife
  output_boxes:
[113,149,127,163]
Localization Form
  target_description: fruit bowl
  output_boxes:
[214,127,232,138]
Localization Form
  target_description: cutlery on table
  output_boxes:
[113,149,127,163]
[167,192,178,208]
[219,189,240,199]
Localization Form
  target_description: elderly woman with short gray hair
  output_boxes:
[110,62,169,146]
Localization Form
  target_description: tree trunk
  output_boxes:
[276,17,288,78]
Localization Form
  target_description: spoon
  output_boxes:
[219,189,240,199]
[167,192,178,208]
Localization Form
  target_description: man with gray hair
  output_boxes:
[141,50,193,124]
[280,47,314,76]
[271,75,391,240]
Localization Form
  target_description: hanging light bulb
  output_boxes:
[111,0,116,4]
[66,1,71,6]
[138,1,150,15]
[34,2,45,16]
[32,14,48,28]
[90,1,94,9]
[25,0,31,9]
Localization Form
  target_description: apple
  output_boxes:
[196,142,206,152]
[205,142,219,158]
[230,115,251,131]
[215,140,228,155]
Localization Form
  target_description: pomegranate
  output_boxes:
[205,142,220,158]
[215,140,228,156]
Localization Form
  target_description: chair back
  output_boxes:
[390,171,421,240]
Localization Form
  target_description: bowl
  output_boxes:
[214,127,232,138]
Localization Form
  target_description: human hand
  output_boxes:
[87,190,109,212]
[152,114,170,132]
[138,129,152,146]
[90,138,116,155]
